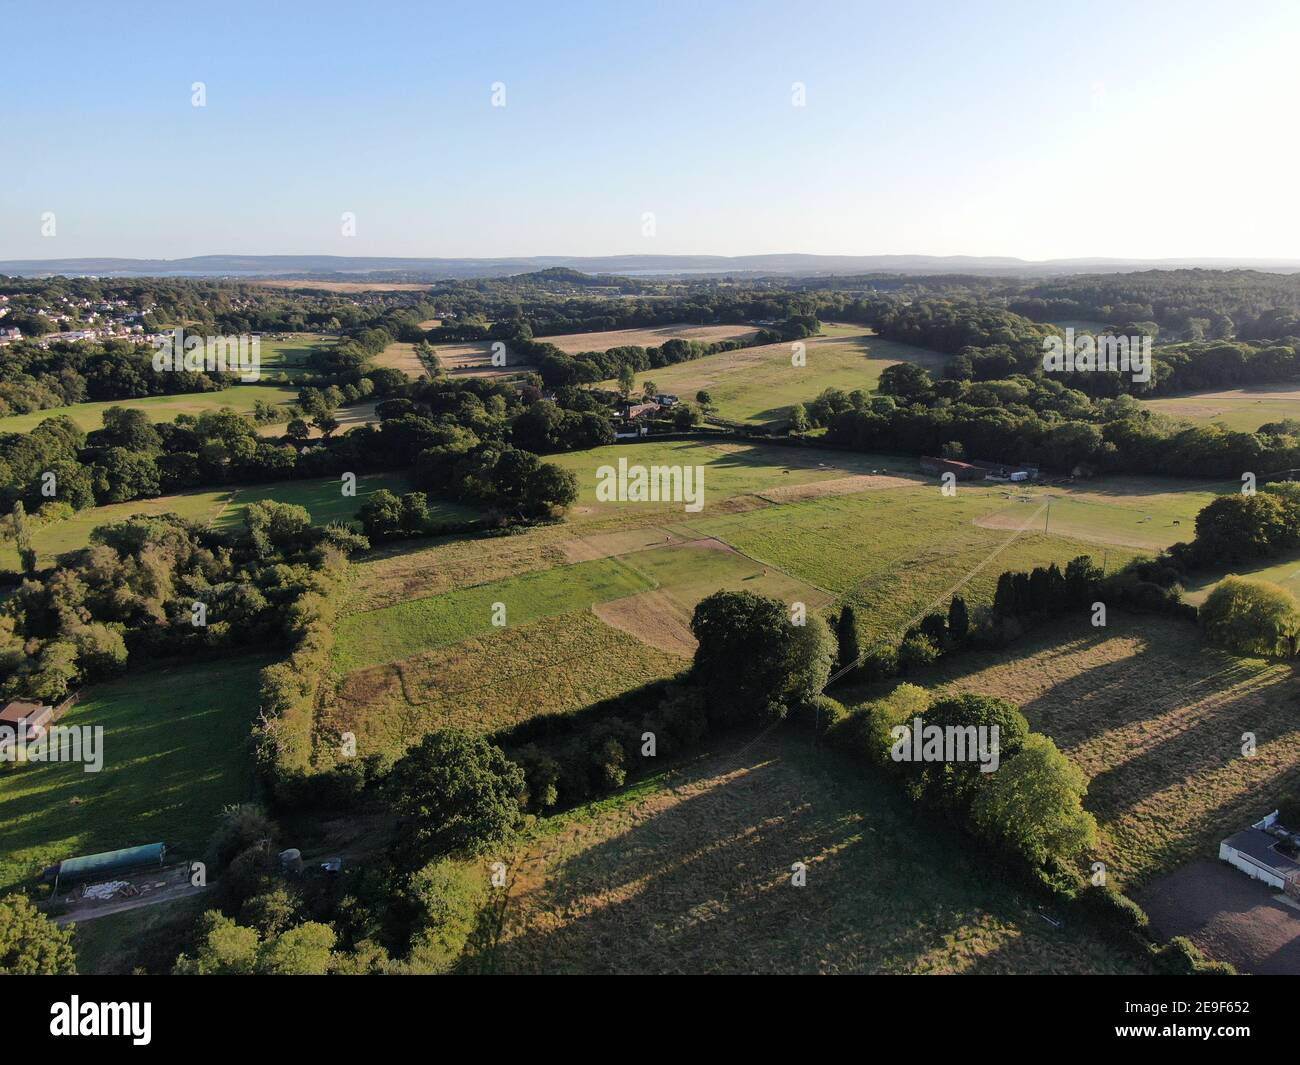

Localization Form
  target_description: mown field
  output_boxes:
[375,341,428,379]
[328,439,1231,762]
[1183,552,1300,605]
[326,610,687,745]
[0,335,328,433]
[0,471,425,568]
[334,556,659,673]
[598,325,948,425]
[1141,384,1300,433]
[468,730,1145,974]
[909,613,1300,888]
[0,656,267,890]
[537,322,759,355]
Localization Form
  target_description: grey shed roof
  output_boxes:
[1223,828,1300,876]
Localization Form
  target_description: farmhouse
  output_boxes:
[1219,811,1300,892]
[920,456,981,481]
[621,401,661,420]
[655,393,680,407]
[0,699,53,740]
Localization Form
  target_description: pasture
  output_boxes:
[1141,384,1300,433]
[536,322,758,354]
[597,326,948,425]
[915,613,1300,887]
[0,656,267,891]
[0,383,298,434]
[333,556,658,673]
[1182,551,1300,606]
[0,471,423,568]
[0,335,327,433]
[328,440,1230,759]
[471,730,1144,974]
[374,341,429,379]
[327,609,687,745]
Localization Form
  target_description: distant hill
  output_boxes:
[2,252,1299,280]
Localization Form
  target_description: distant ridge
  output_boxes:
[3,253,1300,280]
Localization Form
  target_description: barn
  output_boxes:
[45,843,168,896]
[0,699,53,740]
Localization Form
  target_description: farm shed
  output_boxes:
[920,456,980,481]
[0,699,53,739]
[46,843,167,895]
[1219,812,1300,892]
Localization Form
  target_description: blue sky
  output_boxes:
[2,0,1297,260]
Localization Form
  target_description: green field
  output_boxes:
[334,556,659,673]
[1141,385,1300,433]
[547,438,915,520]
[255,334,327,383]
[0,335,329,434]
[327,609,687,746]
[665,485,1149,641]
[330,440,1236,755]
[598,326,948,425]
[0,383,299,434]
[0,657,267,890]
[1183,551,1300,605]
[0,471,426,568]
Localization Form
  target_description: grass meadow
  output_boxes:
[329,440,1233,762]
[0,471,423,568]
[327,609,687,745]
[469,730,1145,974]
[0,656,267,890]
[903,613,1300,888]
[1141,385,1300,433]
[598,326,948,425]
[0,335,329,434]
[333,556,659,673]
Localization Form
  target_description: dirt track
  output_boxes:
[1136,859,1300,974]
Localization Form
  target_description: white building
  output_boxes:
[1219,811,1300,891]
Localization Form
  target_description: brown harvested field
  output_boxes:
[325,609,686,747]
[431,340,524,377]
[1136,859,1300,974]
[535,322,759,354]
[593,590,697,656]
[471,731,1146,974]
[374,341,428,378]
[559,526,687,564]
[756,472,922,503]
[250,279,433,292]
[912,613,1300,888]
[258,400,380,439]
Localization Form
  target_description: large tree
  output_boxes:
[1200,575,1300,657]
[690,590,833,724]
[971,733,1097,868]
[0,894,77,975]
[386,730,524,862]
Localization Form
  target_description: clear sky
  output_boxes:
[2,0,1297,261]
